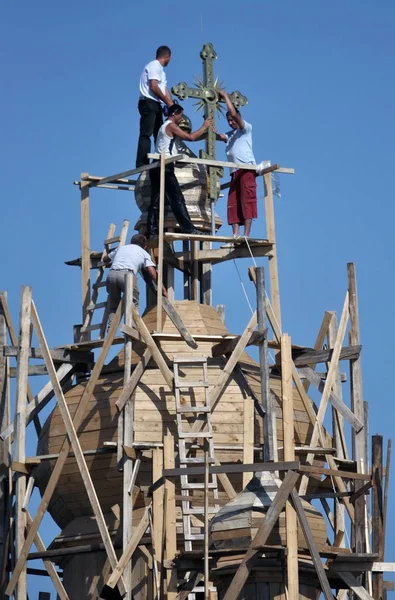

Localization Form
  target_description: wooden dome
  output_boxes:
[35,301,330,529]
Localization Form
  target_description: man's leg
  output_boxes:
[227,171,243,236]
[153,105,164,142]
[240,171,257,237]
[136,99,159,168]
[164,165,198,233]
[147,164,160,238]
[106,271,123,329]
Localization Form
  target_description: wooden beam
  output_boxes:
[293,345,361,366]
[14,286,32,600]
[211,331,265,357]
[298,367,363,431]
[6,301,124,597]
[89,153,182,188]
[299,291,349,495]
[372,435,384,600]
[264,170,282,331]
[80,176,91,340]
[115,347,151,413]
[290,489,334,600]
[242,398,254,487]
[153,447,164,599]
[281,334,299,600]
[157,151,166,332]
[337,571,374,600]
[106,504,151,589]
[302,311,333,393]
[223,470,299,600]
[30,300,127,595]
[164,434,177,599]
[2,345,93,363]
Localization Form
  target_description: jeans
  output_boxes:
[136,98,163,168]
[106,270,139,329]
[147,163,196,237]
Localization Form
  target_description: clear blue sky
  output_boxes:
[1,0,395,596]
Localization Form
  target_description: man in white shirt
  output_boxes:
[104,234,167,327]
[216,89,257,238]
[136,46,174,168]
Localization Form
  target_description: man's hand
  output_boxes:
[203,117,213,130]
[218,89,229,100]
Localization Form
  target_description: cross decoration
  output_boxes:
[172,43,248,201]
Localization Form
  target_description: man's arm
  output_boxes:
[218,89,245,129]
[167,117,213,142]
[146,266,168,297]
[149,80,173,107]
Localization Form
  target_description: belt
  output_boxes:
[111,268,135,274]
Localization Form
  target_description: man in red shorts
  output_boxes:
[216,89,257,238]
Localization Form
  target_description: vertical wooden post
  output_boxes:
[123,273,134,599]
[327,312,346,545]
[204,447,210,600]
[80,174,91,341]
[256,266,276,461]
[153,446,164,599]
[201,241,212,305]
[14,286,32,600]
[191,241,199,301]
[166,231,175,302]
[348,263,367,558]
[164,434,177,599]
[183,241,190,300]
[0,295,10,595]
[372,435,384,600]
[281,334,299,600]
[264,172,281,331]
[242,398,254,487]
[157,153,166,331]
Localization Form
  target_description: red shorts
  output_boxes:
[227,169,257,225]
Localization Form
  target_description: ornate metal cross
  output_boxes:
[172,42,248,202]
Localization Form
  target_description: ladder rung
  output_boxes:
[175,380,209,388]
[86,301,107,311]
[173,356,207,364]
[179,432,212,439]
[182,483,217,490]
[177,406,210,413]
[183,507,217,515]
[180,457,215,464]
[104,236,121,244]
[92,281,107,290]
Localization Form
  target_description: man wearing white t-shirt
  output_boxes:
[104,234,167,328]
[136,45,174,168]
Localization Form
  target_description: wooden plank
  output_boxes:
[337,571,374,600]
[302,311,333,393]
[290,489,334,600]
[299,291,349,495]
[223,470,299,600]
[242,398,254,487]
[5,301,124,598]
[264,171,281,330]
[115,348,152,413]
[298,465,370,481]
[157,151,166,332]
[122,273,134,599]
[164,434,177,599]
[2,346,93,363]
[26,511,69,600]
[14,286,32,600]
[147,153,289,174]
[281,334,298,600]
[89,153,182,188]
[106,504,151,589]
[372,435,384,600]
[153,447,164,599]
[348,263,367,557]
[30,300,127,594]
[80,176,91,340]
[293,345,361,366]
[298,367,363,431]
[212,331,265,358]
[192,240,199,301]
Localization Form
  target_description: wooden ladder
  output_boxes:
[173,355,219,554]
[79,219,129,340]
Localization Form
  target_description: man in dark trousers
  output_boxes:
[136,46,174,168]
[147,104,212,239]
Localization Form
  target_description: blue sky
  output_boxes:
[1,0,395,596]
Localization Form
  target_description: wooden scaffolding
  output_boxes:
[0,154,393,600]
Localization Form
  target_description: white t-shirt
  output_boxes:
[108,244,155,274]
[155,119,184,157]
[225,121,256,173]
[139,59,167,102]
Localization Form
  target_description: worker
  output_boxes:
[136,45,174,168]
[215,89,258,238]
[147,104,212,239]
[104,234,167,328]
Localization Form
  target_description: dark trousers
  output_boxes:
[147,163,196,236]
[136,98,163,168]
